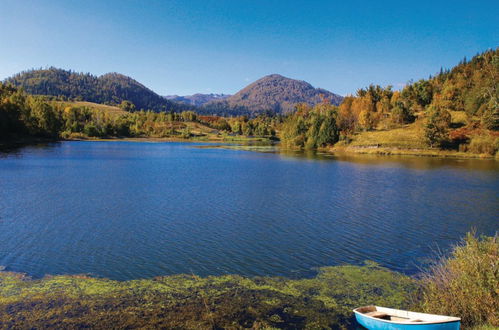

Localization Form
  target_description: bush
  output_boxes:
[83,123,101,137]
[468,135,499,155]
[420,232,499,327]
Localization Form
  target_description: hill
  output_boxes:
[279,48,498,157]
[202,74,343,115]
[5,69,343,116]
[165,93,230,106]
[4,68,184,112]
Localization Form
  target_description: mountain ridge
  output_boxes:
[4,69,343,116]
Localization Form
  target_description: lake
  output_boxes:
[0,141,497,280]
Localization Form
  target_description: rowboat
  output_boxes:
[353,306,460,330]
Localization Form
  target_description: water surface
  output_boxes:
[0,141,497,280]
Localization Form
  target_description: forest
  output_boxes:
[0,84,277,142]
[5,69,183,112]
[280,48,498,156]
[1,49,498,157]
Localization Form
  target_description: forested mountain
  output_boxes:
[202,74,343,115]
[4,68,183,112]
[165,93,230,106]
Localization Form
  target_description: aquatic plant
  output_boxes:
[0,262,416,329]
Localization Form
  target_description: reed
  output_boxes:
[420,232,499,327]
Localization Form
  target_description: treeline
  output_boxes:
[281,48,498,154]
[0,84,276,141]
[280,101,339,149]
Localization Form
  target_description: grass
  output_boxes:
[420,232,498,327]
[330,121,497,159]
[346,122,426,149]
[0,262,417,329]
[54,101,126,116]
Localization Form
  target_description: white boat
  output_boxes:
[353,306,460,330]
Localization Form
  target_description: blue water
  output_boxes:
[0,141,497,280]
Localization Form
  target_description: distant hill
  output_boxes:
[165,93,230,106]
[202,74,343,115]
[4,68,184,112]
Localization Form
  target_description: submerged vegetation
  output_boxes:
[0,233,496,328]
[0,263,416,329]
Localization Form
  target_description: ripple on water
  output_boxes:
[0,141,497,280]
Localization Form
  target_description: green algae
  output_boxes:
[0,262,417,329]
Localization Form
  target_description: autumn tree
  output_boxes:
[424,105,451,147]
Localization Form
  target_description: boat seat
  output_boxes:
[365,311,389,319]
[409,319,423,322]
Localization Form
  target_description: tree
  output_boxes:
[358,108,375,130]
[0,84,26,138]
[281,102,338,149]
[25,97,62,137]
[424,105,451,147]
[119,100,136,112]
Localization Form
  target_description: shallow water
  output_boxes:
[0,141,497,280]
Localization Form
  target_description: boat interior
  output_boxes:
[355,306,460,324]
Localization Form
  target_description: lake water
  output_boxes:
[0,141,497,280]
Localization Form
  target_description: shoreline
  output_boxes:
[2,136,496,161]
[325,145,497,160]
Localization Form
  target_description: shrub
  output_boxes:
[83,123,101,137]
[468,135,499,155]
[420,232,499,327]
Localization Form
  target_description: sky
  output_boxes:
[0,0,497,96]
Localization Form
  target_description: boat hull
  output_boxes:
[355,312,460,330]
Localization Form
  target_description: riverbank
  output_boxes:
[325,122,498,160]
[327,145,497,160]
[1,134,496,161]
[0,134,274,152]
[67,135,275,143]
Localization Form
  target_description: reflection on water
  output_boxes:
[0,141,497,281]
[207,143,499,171]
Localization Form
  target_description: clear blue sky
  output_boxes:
[0,0,497,96]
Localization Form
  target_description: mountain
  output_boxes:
[165,93,230,106]
[202,74,343,115]
[4,68,183,112]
